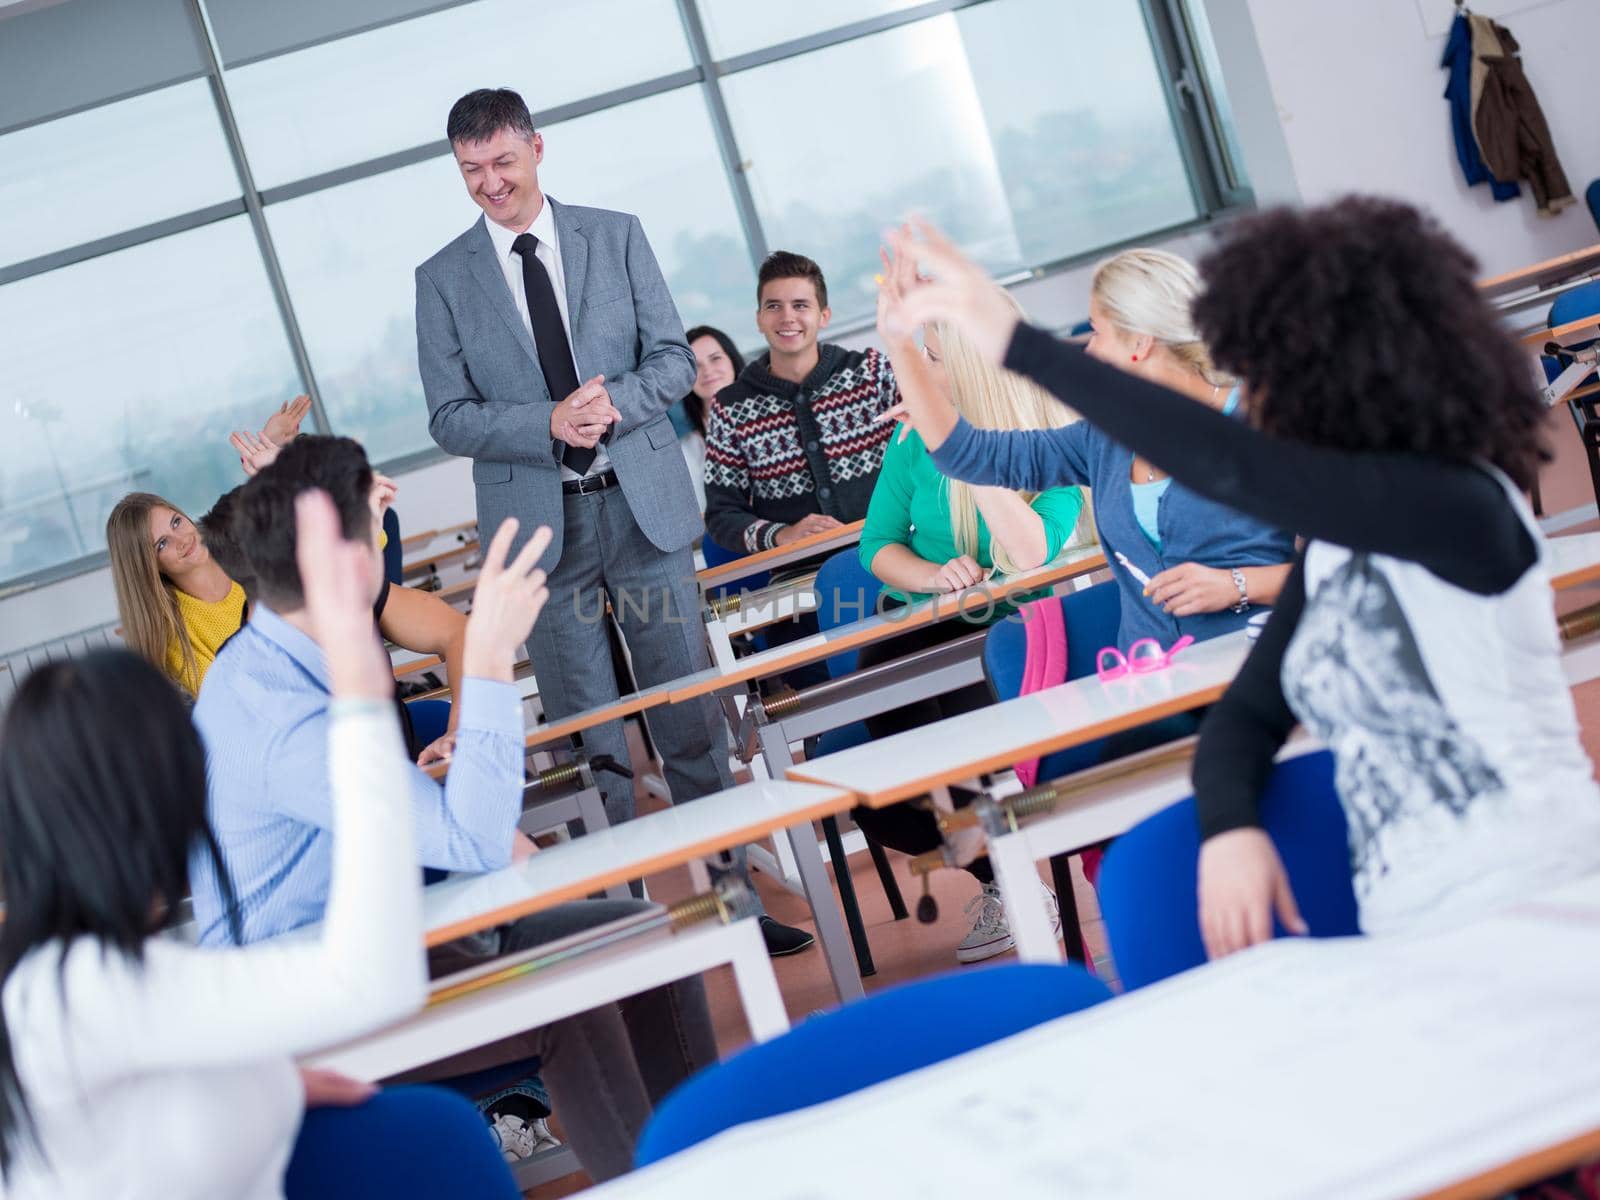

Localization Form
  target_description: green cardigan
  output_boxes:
[858,425,1087,608]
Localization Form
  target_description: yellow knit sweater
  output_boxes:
[165,581,247,697]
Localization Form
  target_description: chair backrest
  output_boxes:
[1587,178,1600,236]
[382,507,403,586]
[811,546,884,678]
[635,963,1112,1167]
[1550,277,1600,342]
[701,535,769,599]
[1097,748,1358,991]
[983,580,1122,778]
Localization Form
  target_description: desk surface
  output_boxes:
[1549,530,1600,591]
[590,872,1600,1200]
[670,546,1107,703]
[788,630,1247,806]
[418,779,853,944]
[696,521,864,588]
[1480,242,1600,301]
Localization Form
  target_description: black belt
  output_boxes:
[562,468,619,496]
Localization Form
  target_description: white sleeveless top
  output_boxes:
[1285,472,1600,934]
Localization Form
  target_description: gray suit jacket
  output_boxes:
[415,199,700,568]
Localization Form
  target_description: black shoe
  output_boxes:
[759,916,816,957]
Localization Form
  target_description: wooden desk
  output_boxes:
[671,546,1108,705]
[696,521,864,590]
[1550,530,1600,591]
[787,630,1247,808]
[303,780,856,1084]
[586,872,1600,1200]
[1480,242,1600,303]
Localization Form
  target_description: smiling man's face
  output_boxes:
[454,126,545,231]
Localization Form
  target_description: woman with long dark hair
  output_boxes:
[0,491,542,1197]
[678,325,746,514]
[878,199,1600,954]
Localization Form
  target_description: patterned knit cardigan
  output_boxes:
[703,344,899,554]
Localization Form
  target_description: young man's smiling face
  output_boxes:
[756,276,830,360]
[454,127,546,231]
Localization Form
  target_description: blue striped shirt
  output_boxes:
[189,606,523,947]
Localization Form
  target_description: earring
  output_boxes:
[1130,355,1139,363]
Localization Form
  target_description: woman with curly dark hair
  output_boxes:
[877,199,1600,957]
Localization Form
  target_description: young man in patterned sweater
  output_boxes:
[704,251,900,555]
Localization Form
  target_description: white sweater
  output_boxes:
[0,706,427,1199]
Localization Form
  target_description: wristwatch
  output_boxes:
[1229,567,1250,613]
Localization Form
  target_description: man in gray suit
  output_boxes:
[415,89,812,954]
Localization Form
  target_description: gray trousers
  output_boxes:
[404,899,719,1182]
[527,485,733,824]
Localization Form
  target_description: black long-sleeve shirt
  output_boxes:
[999,322,1538,836]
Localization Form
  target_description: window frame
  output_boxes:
[0,0,1250,593]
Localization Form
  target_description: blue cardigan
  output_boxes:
[931,415,1296,649]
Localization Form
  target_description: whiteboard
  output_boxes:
[1415,0,1568,38]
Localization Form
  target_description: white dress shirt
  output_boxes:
[484,198,610,481]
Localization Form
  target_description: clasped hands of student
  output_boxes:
[553,374,622,449]
[925,554,992,593]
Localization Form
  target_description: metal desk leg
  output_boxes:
[987,829,1065,965]
[821,814,877,976]
[726,918,792,1042]
[1048,852,1087,964]
[758,724,866,1003]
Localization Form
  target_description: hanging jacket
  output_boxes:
[1440,13,1519,202]
[1473,16,1575,216]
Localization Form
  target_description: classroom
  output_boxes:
[3,0,1600,1196]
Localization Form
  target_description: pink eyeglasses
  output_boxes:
[1095,635,1194,682]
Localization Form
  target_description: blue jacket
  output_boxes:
[1441,13,1519,202]
[931,415,1295,649]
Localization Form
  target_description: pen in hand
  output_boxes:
[1114,550,1153,589]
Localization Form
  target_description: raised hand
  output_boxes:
[368,473,399,522]
[295,489,390,700]
[461,519,554,682]
[231,429,281,477]
[263,394,313,445]
[882,219,1019,364]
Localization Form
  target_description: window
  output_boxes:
[225,0,693,190]
[721,0,1197,324]
[268,85,755,463]
[0,218,302,581]
[696,0,926,58]
[0,80,241,269]
[0,0,1244,592]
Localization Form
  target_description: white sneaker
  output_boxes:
[489,1112,561,1163]
[955,882,1063,965]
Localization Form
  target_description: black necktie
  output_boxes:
[512,232,593,475]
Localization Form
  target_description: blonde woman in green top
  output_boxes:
[851,305,1089,964]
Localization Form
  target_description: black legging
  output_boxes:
[848,608,995,882]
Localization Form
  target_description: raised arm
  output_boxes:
[883,221,1536,594]
[416,265,562,468]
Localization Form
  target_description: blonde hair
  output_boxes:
[1090,248,1233,388]
[939,298,1095,573]
[107,492,199,691]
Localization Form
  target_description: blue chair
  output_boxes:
[1544,279,1600,515]
[403,698,452,752]
[381,508,403,587]
[1586,178,1600,235]
[1097,748,1358,991]
[635,963,1113,1166]
[286,1084,520,1199]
